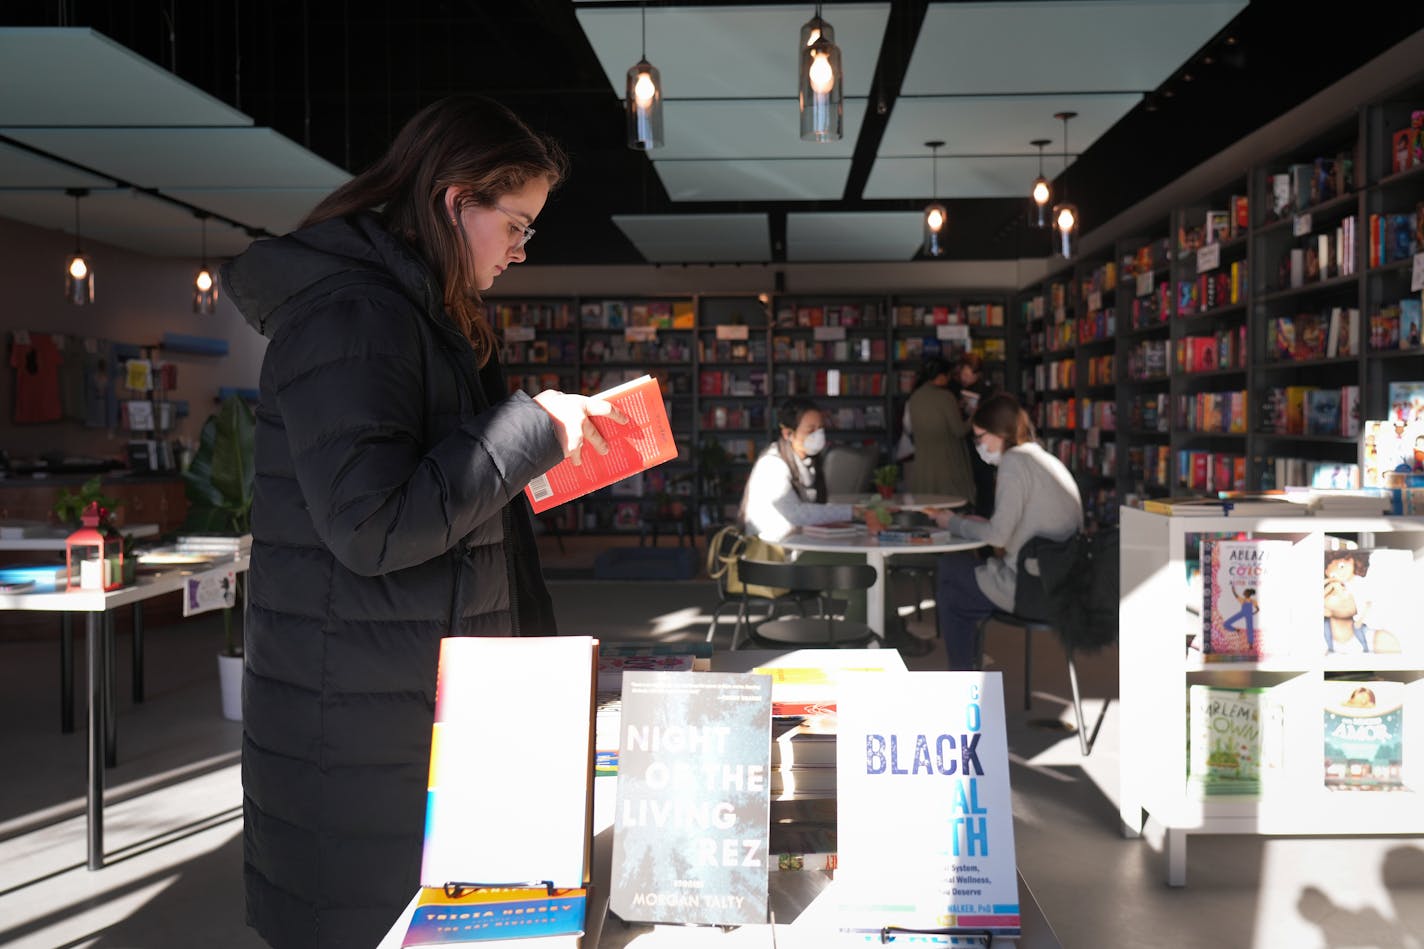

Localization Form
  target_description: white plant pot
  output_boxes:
[217,652,243,722]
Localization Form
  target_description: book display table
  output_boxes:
[0,553,250,870]
[777,529,985,638]
[1119,508,1424,885]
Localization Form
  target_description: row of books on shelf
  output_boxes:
[1124,237,1174,279]
[1079,260,1117,297]
[1272,306,1361,361]
[1265,151,1354,221]
[1125,338,1170,380]
[1178,197,1251,253]
[580,299,695,329]
[1127,444,1171,487]
[1278,217,1360,291]
[698,370,766,397]
[1084,486,1121,525]
[1179,327,1247,373]
[1178,390,1248,434]
[1260,385,1360,437]
[701,404,766,431]
[1371,298,1424,351]
[1037,397,1115,431]
[1187,680,1411,798]
[1388,112,1424,174]
[698,338,766,363]
[1366,209,1422,268]
[1127,282,1172,328]
[1128,393,1169,432]
[583,337,693,363]
[892,334,1004,364]
[1173,452,1247,494]
[770,337,884,364]
[1198,537,1421,663]
[891,302,1005,327]
[501,337,578,364]
[773,302,881,328]
[1176,262,1247,315]
[776,369,887,398]
[1261,458,1363,491]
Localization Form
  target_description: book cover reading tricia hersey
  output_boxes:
[524,374,678,514]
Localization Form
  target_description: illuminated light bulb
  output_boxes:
[926,207,945,232]
[196,269,214,292]
[633,71,656,109]
[808,51,834,94]
[68,256,88,279]
[1032,178,1051,205]
[1057,206,1076,230]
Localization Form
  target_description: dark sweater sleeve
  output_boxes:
[269,291,563,576]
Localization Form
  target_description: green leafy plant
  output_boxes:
[52,476,122,528]
[181,396,256,657]
[872,464,900,491]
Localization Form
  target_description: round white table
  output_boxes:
[827,493,968,512]
[776,530,985,639]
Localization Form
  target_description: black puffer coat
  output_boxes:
[222,213,563,949]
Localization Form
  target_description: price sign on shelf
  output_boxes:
[936,324,969,341]
[1196,242,1221,273]
[1412,252,1424,293]
[813,326,847,341]
[1292,212,1312,237]
[503,326,535,342]
[1136,271,1154,298]
[715,324,750,341]
[624,326,657,342]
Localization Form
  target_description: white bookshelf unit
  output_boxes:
[1118,506,1424,885]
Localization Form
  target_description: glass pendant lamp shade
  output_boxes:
[193,213,218,314]
[1030,138,1052,228]
[64,188,94,305]
[798,11,842,142]
[1053,202,1078,257]
[921,140,946,257]
[626,58,663,150]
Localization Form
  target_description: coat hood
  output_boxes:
[221,213,443,340]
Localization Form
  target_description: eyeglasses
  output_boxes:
[494,205,536,250]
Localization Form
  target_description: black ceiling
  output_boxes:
[6,2,1424,266]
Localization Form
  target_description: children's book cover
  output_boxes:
[1187,685,1282,796]
[609,671,772,926]
[1323,548,1421,658]
[1202,538,1295,660]
[1323,679,1405,791]
[402,887,585,947]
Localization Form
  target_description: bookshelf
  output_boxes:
[487,291,1009,535]
[1118,507,1424,886]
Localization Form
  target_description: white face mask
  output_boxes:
[976,443,1002,466]
[801,428,827,456]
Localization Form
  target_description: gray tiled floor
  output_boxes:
[1,578,1421,948]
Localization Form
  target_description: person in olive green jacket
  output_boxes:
[905,355,975,504]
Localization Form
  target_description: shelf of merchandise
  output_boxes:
[1119,507,1424,886]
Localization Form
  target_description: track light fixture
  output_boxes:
[923,140,947,258]
[193,212,218,314]
[1052,112,1079,258]
[625,2,663,150]
[1030,139,1052,229]
[64,188,94,305]
[798,4,843,142]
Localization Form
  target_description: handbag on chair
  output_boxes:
[706,524,790,600]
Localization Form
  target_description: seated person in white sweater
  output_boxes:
[739,397,861,542]
[929,394,1083,670]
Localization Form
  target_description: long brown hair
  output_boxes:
[972,393,1036,448]
[303,95,568,366]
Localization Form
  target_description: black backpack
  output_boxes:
[1012,526,1120,652]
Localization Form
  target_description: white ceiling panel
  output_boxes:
[576,4,889,99]
[0,188,257,258]
[0,140,111,189]
[878,94,1140,157]
[0,28,252,127]
[902,1,1246,96]
[655,99,868,161]
[654,159,851,202]
[864,154,1072,199]
[165,189,336,237]
[2,127,350,190]
[612,213,770,263]
[786,211,923,262]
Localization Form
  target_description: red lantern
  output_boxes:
[66,502,124,592]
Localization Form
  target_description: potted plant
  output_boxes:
[181,396,255,720]
[53,476,122,529]
[872,463,900,499]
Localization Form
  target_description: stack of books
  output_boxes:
[172,533,252,556]
[801,522,865,538]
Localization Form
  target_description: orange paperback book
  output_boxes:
[523,374,678,514]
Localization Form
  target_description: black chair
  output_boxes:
[704,527,815,648]
[820,444,877,497]
[736,558,878,649]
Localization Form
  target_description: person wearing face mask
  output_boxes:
[927,393,1082,670]
[738,397,856,542]
[904,355,976,504]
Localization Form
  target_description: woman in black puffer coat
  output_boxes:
[222,95,624,949]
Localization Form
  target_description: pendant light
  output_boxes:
[64,188,94,305]
[1030,138,1052,228]
[625,3,663,150]
[922,140,947,258]
[1052,111,1079,258]
[798,4,843,143]
[193,212,218,314]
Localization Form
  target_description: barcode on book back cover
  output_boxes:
[528,473,553,502]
